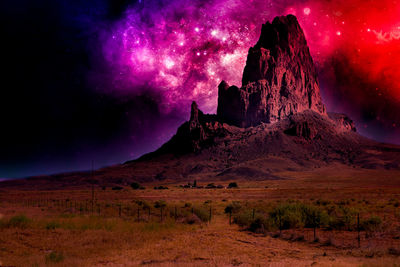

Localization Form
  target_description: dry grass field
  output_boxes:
[1,165,400,266]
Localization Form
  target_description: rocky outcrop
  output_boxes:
[328,113,357,132]
[217,15,326,127]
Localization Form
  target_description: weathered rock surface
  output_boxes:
[218,15,326,127]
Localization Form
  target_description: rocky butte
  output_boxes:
[154,14,356,155]
[218,15,326,127]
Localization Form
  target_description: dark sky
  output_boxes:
[1,0,399,178]
[0,0,185,178]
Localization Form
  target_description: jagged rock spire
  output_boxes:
[218,15,326,128]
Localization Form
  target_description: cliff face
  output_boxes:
[217,15,326,127]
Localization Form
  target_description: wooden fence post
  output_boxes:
[313,212,316,241]
[357,213,360,248]
[278,210,282,236]
[175,206,177,222]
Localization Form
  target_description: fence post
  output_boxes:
[160,207,163,222]
[175,206,177,222]
[229,210,232,225]
[119,204,122,217]
[357,213,360,248]
[313,212,316,241]
[252,209,255,220]
[278,209,282,236]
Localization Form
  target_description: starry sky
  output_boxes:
[1,0,400,178]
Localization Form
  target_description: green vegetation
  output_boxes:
[45,251,64,263]
[361,215,382,231]
[0,214,31,229]
[112,186,123,190]
[228,182,238,188]
[46,221,61,230]
[227,200,381,234]
[131,182,145,190]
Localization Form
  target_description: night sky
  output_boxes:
[1,0,400,178]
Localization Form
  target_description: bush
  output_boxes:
[302,205,329,228]
[141,201,151,210]
[184,214,202,224]
[248,216,274,233]
[269,202,329,230]
[154,186,168,190]
[270,203,305,229]
[361,215,382,231]
[131,182,141,190]
[193,207,210,222]
[7,215,31,228]
[224,201,242,214]
[112,186,123,191]
[154,200,167,209]
[228,182,238,188]
[233,210,254,227]
[46,221,60,230]
[206,183,216,189]
[45,251,64,263]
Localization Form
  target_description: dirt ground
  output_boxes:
[1,165,400,266]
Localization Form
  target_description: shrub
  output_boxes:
[7,215,31,229]
[228,182,238,188]
[388,247,400,256]
[193,207,210,222]
[248,216,275,233]
[206,183,216,189]
[224,201,242,214]
[270,203,305,229]
[154,200,167,209]
[45,251,64,263]
[315,199,331,206]
[269,202,329,230]
[154,186,168,190]
[131,182,141,190]
[361,216,382,232]
[302,205,329,228]
[112,186,123,191]
[233,210,254,227]
[46,221,60,230]
[184,214,202,224]
[141,201,151,210]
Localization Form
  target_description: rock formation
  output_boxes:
[217,15,326,127]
